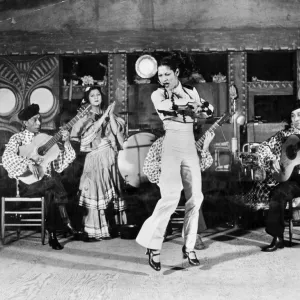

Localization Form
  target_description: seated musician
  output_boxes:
[255,101,300,252]
[2,104,79,250]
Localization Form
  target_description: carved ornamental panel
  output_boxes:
[0,55,59,134]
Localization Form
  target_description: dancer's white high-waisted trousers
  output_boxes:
[136,121,203,250]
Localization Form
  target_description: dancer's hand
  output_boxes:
[94,102,115,130]
[104,102,115,117]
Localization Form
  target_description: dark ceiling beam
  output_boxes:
[0,27,299,55]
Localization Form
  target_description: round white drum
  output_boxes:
[118,132,156,188]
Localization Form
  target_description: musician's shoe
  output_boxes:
[194,235,206,250]
[49,232,64,250]
[66,223,82,239]
[261,236,284,252]
[82,236,102,242]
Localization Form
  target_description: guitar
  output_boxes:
[195,111,233,148]
[18,104,91,184]
[143,111,233,184]
[272,134,300,182]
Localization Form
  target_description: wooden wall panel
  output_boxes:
[247,82,294,121]
[0,1,300,53]
[194,83,228,117]
[0,55,59,157]
[127,84,159,130]
[247,123,288,143]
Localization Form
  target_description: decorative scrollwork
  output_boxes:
[248,81,294,89]
[0,56,59,131]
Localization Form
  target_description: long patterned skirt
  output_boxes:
[79,143,126,239]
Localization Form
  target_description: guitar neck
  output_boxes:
[195,112,231,148]
[196,121,220,147]
[42,112,85,152]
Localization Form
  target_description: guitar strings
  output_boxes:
[42,106,90,151]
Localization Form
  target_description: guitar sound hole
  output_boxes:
[37,147,47,156]
[286,145,297,160]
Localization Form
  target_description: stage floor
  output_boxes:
[1,226,300,300]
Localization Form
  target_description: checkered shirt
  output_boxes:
[2,129,76,179]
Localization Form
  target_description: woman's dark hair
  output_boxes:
[286,101,300,127]
[158,51,194,78]
[291,101,300,113]
[83,86,105,109]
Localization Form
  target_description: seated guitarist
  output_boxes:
[2,103,79,250]
[257,101,300,252]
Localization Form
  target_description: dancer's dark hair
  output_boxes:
[158,51,195,78]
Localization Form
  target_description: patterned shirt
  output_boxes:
[243,126,300,208]
[2,129,76,179]
[143,136,213,184]
[257,127,300,171]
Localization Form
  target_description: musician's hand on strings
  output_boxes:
[202,131,215,151]
[61,129,71,143]
[28,163,40,179]
[271,159,281,173]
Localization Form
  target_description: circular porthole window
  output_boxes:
[30,88,54,114]
[0,88,16,116]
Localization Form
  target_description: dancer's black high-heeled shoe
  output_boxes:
[182,245,200,266]
[49,232,64,250]
[146,249,161,271]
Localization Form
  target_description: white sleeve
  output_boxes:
[151,92,174,111]
[151,91,174,121]
[192,87,201,105]
[191,88,208,106]
[191,87,214,118]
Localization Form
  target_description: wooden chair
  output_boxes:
[286,198,300,247]
[1,178,45,245]
[258,198,300,247]
[170,205,185,228]
[163,205,185,239]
